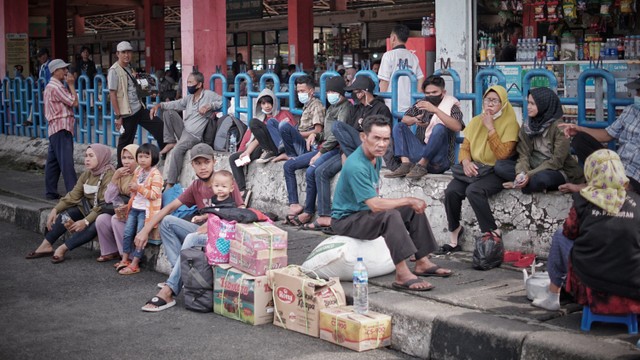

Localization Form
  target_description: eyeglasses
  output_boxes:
[483,98,501,106]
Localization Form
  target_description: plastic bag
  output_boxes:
[472,232,504,271]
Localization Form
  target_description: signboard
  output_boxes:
[5,33,29,79]
[227,0,262,21]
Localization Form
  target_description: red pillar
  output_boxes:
[144,0,165,73]
[1,0,29,77]
[73,15,85,37]
[288,0,314,71]
[329,0,346,11]
[50,0,68,61]
[181,0,226,93]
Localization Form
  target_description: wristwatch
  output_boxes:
[84,219,90,226]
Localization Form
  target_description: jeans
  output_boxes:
[249,118,279,154]
[444,174,505,233]
[45,130,77,198]
[547,228,574,287]
[332,121,361,157]
[45,206,98,251]
[122,208,146,259]
[303,149,340,216]
[117,108,165,168]
[393,123,450,173]
[283,151,318,205]
[165,231,208,296]
[266,118,284,150]
[159,215,200,269]
[494,159,566,194]
[279,121,308,157]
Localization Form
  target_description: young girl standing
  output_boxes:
[118,143,163,275]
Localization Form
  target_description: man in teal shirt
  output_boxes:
[331,115,452,291]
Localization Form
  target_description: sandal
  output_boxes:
[300,220,331,232]
[119,265,140,275]
[283,214,303,227]
[114,260,131,271]
[97,252,120,262]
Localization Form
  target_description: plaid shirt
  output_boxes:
[606,104,640,182]
[298,97,325,132]
[43,78,76,136]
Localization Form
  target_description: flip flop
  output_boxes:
[283,214,303,227]
[25,250,54,259]
[141,296,176,312]
[301,220,331,232]
[115,260,132,271]
[391,278,434,291]
[413,265,452,278]
[119,265,140,275]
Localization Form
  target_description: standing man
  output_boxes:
[108,41,164,168]
[331,115,451,291]
[378,24,424,115]
[74,46,97,84]
[149,71,223,189]
[43,59,79,200]
[37,48,52,84]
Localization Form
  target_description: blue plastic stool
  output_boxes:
[581,305,638,334]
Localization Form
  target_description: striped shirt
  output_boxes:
[44,78,76,136]
[606,104,640,182]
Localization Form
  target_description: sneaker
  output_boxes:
[255,150,276,164]
[384,162,414,178]
[406,164,428,179]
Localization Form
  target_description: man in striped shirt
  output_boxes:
[43,59,79,200]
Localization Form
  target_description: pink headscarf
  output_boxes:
[88,143,115,176]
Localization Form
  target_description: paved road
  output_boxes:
[0,221,413,360]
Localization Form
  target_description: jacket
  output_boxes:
[349,97,391,132]
[319,98,353,154]
[127,167,163,228]
[54,169,115,224]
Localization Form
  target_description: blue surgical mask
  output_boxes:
[635,96,640,107]
[327,93,340,105]
[298,92,310,104]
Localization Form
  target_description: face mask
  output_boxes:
[425,95,444,106]
[298,92,310,104]
[187,84,198,95]
[262,108,272,115]
[83,183,98,195]
[327,93,340,105]
[635,96,640,107]
[492,109,503,120]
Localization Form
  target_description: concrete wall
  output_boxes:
[0,134,573,256]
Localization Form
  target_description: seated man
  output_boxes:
[386,75,464,179]
[272,75,325,162]
[331,115,452,292]
[558,76,640,194]
[135,143,244,312]
[149,71,222,189]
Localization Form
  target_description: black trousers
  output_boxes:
[228,148,262,192]
[117,108,165,168]
[444,174,504,233]
[331,206,437,264]
[494,159,566,194]
[571,132,640,193]
[249,120,279,154]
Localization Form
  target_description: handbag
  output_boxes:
[450,162,494,183]
[124,68,156,99]
[98,195,131,216]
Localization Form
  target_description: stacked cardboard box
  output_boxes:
[213,264,274,325]
[319,306,392,351]
[230,222,288,276]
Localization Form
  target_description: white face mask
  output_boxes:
[84,183,98,195]
[298,92,310,104]
[635,96,640,107]
[492,109,503,120]
[262,108,272,115]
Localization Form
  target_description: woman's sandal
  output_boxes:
[97,252,120,262]
[283,214,303,226]
[119,265,140,275]
[114,260,131,271]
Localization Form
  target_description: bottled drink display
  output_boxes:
[353,257,369,314]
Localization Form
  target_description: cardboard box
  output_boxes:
[319,306,392,352]
[229,240,288,276]
[233,222,288,250]
[213,264,274,325]
[268,266,346,338]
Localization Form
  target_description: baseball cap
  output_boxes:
[624,76,640,90]
[48,59,71,73]
[117,41,133,52]
[325,76,346,95]
[345,76,376,93]
[190,143,215,161]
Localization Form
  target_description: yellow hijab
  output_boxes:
[463,85,519,165]
[118,144,139,195]
[580,149,629,215]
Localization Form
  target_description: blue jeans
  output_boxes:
[266,118,284,150]
[283,150,318,205]
[333,122,361,157]
[279,121,308,157]
[303,149,340,216]
[165,231,208,296]
[393,123,450,173]
[45,206,98,251]
[122,208,146,259]
[547,228,574,287]
[158,215,199,268]
[45,130,77,198]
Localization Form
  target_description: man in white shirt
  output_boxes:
[378,24,424,115]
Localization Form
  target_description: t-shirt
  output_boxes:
[331,146,381,220]
[378,46,424,114]
[178,178,244,209]
[211,195,236,207]
[107,65,141,115]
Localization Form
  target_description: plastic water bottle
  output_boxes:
[229,134,237,153]
[353,257,369,314]
[421,17,428,37]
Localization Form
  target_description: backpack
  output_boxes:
[212,115,247,152]
[472,232,504,271]
[180,247,214,312]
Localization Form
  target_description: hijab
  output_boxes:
[580,149,629,215]
[463,85,520,165]
[524,87,563,136]
[88,143,115,176]
[122,144,139,165]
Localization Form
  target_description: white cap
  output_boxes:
[117,41,133,52]
[48,59,71,73]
